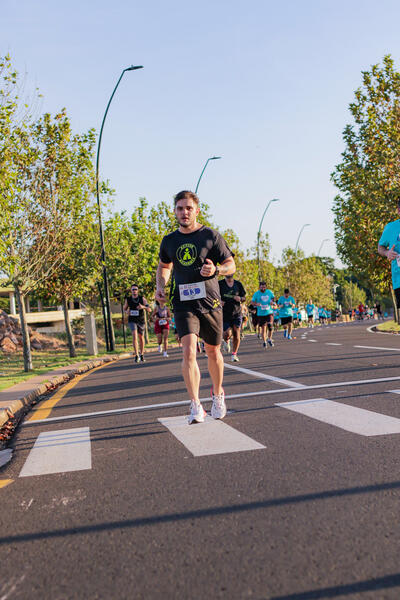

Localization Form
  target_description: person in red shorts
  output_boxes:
[152,300,171,357]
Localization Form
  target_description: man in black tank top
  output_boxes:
[123,284,151,363]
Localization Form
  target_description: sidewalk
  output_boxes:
[0,353,131,428]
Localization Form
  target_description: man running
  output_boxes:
[123,284,151,362]
[219,274,246,361]
[278,289,295,339]
[151,300,171,357]
[306,300,315,328]
[156,190,235,424]
[378,199,400,319]
[251,281,275,348]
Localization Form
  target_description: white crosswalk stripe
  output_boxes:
[19,427,92,477]
[275,398,400,436]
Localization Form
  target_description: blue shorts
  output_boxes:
[223,316,242,331]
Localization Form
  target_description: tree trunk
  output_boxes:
[62,296,76,357]
[390,286,398,323]
[14,284,32,371]
[144,309,149,344]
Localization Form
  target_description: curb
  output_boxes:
[367,324,400,335]
[0,352,131,433]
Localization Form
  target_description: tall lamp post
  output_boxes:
[257,199,279,281]
[195,156,221,194]
[96,65,143,351]
[317,238,329,257]
[295,223,310,254]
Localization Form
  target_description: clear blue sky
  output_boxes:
[3,0,400,266]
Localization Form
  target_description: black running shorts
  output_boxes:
[281,316,293,325]
[258,314,274,326]
[174,309,223,346]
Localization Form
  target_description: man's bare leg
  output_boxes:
[132,331,138,355]
[138,332,145,354]
[204,343,224,396]
[181,334,201,401]
[231,326,240,354]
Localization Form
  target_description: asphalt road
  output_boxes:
[2,320,400,599]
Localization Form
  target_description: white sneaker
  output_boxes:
[158,345,162,353]
[231,354,239,362]
[222,340,230,353]
[188,402,207,424]
[211,389,227,420]
[163,351,168,357]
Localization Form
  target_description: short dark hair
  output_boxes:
[284,288,290,294]
[259,281,266,286]
[174,190,199,206]
[131,283,139,289]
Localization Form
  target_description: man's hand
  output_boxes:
[200,258,216,277]
[387,244,399,261]
[155,289,166,303]
[233,295,241,302]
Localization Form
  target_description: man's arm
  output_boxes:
[156,261,173,302]
[378,243,398,261]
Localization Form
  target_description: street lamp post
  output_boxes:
[257,199,279,281]
[194,156,221,194]
[96,65,143,351]
[317,238,329,257]
[295,223,311,254]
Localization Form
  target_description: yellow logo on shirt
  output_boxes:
[177,243,197,266]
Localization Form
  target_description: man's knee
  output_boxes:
[205,344,222,359]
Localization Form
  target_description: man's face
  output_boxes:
[131,287,139,297]
[259,284,266,293]
[225,275,233,283]
[175,198,200,228]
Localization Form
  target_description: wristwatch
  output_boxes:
[214,266,220,277]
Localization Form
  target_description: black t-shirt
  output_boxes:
[126,295,147,322]
[219,279,246,318]
[159,226,233,313]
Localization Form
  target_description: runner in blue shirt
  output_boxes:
[306,300,315,328]
[277,288,296,340]
[251,281,276,348]
[273,308,280,331]
[378,199,400,314]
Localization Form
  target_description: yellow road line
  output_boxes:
[28,362,110,422]
[0,479,13,489]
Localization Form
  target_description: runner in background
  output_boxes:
[251,281,275,348]
[152,300,171,357]
[378,199,400,320]
[273,306,280,332]
[248,301,259,337]
[306,300,315,328]
[278,289,295,340]
[219,275,246,361]
[123,284,151,363]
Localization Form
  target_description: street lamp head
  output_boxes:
[210,156,222,160]
[125,65,144,71]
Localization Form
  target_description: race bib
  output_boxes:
[159,319,167,325]
[179,281,206,301]
[130,310,139,317]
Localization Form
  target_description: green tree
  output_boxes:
[34,114,101,357]
[332,55,400,299]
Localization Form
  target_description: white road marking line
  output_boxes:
[224,362,305,388]
[22,375,400,426]
[354,345,400,352]
[158,415,265,456]
[308,339,318,342]
[276,398,400,436]
[388,390,400,395]
[326,343,342,346]
[19,427,91,477]
[0,448,13,468]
